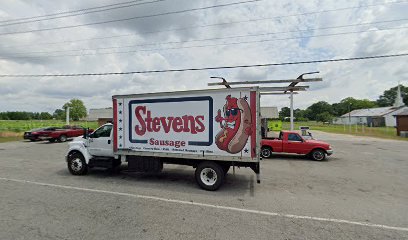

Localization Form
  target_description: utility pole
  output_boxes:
[290,90,294,131]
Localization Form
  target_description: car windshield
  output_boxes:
[29,128,45,132]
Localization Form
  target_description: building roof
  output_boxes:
[394,109,408,116]
[87,108,113,121]
[261,107,278,119]
[340,106,403,117]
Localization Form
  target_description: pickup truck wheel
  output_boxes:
[195,162,224,191]
[261,147,272,158]
[58,135,67,142]
[311,149,326,161]
[67,153,88,175]
[48,139,56,143]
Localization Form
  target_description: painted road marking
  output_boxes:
[1,177,407,232]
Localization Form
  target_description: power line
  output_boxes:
[4,0,406,47]
[2,26,406,59]
[0,0,261,36]
[0,0,166,27]
[0,0,163,24]
[4,18,407,56]
[1,53,407,77]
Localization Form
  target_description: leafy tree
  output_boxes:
[293,109,306,120]
[53,109,65,120]
[39,112,53,120]
[315,112,333,122]
[0,111,54,120]
[376,85,408,107]
[62,99,87,121]
[305,101,333,120]
[332,97,377,116]
[279,107,290,120]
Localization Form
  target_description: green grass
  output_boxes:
[0,120,98,132]
[281,121,408,141]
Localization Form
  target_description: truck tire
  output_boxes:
[195,161,224,191]
[310,149,326,161]
[261,146,272,158]
[67,152,88,175]
[48,138,56,143]
[58,135,67,142]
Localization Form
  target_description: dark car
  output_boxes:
[24,127,56,141]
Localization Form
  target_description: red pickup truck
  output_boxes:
[39,126,93,143]
[261,131,333,161]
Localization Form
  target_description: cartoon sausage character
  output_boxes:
[215,95,252,154]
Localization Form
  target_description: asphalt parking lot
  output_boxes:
[0,132,407,239]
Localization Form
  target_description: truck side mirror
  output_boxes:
[83,128,89,139]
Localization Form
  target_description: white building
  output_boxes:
[87,108,113,126]
[333,106,408,127]
[333,85,407,127]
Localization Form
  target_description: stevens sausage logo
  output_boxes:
[215,95,252,154]
[128,96,213,147]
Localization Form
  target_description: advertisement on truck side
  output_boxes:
[113,89,258,159]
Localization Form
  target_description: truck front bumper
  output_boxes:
[326,149,333,156]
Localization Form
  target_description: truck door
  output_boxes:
[88,125,114,157]
[284,133,304,154]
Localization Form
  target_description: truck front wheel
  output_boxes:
[195,161,224,191]
[68,152,88,175]
[310,149,326,161]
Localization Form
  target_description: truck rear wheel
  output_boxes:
[68,152,88,175]
[195,161,224,191]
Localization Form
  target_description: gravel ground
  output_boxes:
[0,131,407,239]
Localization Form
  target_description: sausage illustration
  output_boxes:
[215,95,252,154]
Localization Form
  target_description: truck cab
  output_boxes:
[261,131,333,161]
[66,123,120,175]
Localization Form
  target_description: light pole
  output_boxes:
[66,107,71,125]
[288,71,320,131]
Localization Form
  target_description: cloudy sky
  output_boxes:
[0,0,407,113]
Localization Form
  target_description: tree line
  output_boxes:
[0,99,88,121]
[279,85,408,122]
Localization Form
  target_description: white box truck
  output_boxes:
[66,87,261,190]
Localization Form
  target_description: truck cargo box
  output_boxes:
[112,87,260,163]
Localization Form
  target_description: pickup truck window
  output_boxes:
[288,133,302,142]
[92,125,112,138]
